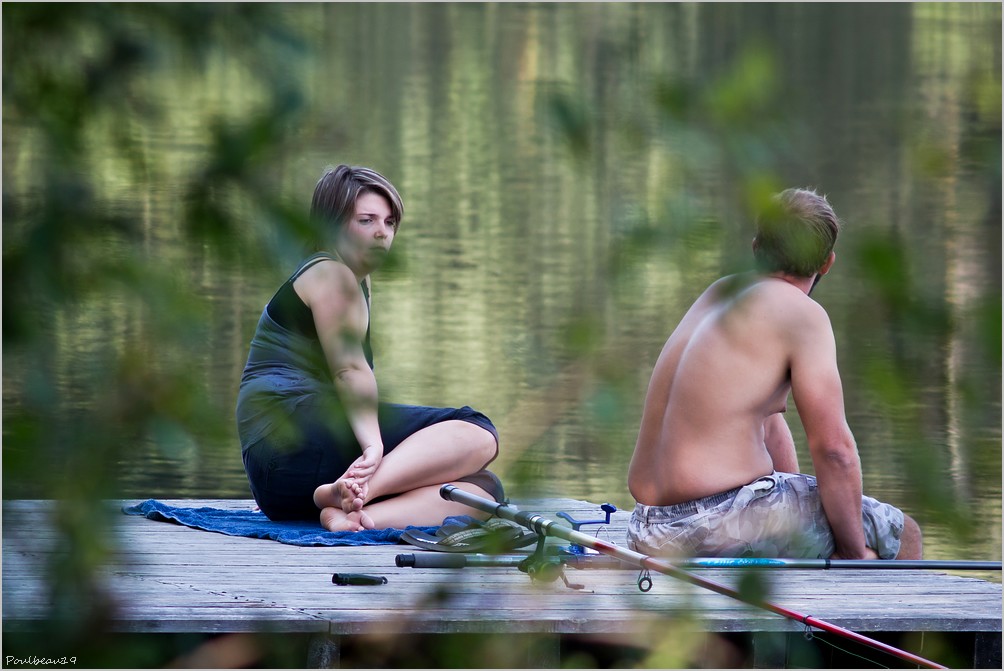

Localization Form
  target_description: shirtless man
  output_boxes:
[627,188,922,560]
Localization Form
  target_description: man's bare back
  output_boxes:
[628,272,833,506]
[626,188,922,560]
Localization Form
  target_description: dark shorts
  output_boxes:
[627,471,904,559]
[242,401,502,521]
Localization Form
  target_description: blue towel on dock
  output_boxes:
[122,499,469,547]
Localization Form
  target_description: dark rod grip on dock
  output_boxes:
[396,553,469,568]
[331,573,388,585]
[397,553,526,568]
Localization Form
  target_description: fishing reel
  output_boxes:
[517,503,617,590]
[518,535,587,590]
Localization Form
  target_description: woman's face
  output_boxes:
[335,190,398,274]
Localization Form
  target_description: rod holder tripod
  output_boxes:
[556,503,617,555]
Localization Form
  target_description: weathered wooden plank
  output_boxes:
[4,499,1000,643]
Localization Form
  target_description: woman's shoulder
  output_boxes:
[295,251,339,272]
[292,252,344,279]
[295,254,359,297]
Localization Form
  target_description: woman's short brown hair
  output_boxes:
[309,165,404,243]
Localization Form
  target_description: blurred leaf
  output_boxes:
[704,44,780,128]
[2,3,310,658]
[545,89,594,162]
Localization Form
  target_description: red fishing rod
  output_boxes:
[441,485,948,670]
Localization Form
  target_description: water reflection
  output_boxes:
[3,3,1000,566]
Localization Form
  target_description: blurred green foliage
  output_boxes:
[3,4,309,664]
[2,2,999,667]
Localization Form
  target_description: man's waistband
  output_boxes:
[633,484,744,522]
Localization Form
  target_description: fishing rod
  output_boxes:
[397,547,627,588]
[396,551,1000,572]
[440,484,949,670]
[672,557,1001,570]
[396,551,623,570]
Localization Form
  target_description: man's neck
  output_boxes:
[766,272,819,296]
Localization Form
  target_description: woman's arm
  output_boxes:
[296,261,383,475]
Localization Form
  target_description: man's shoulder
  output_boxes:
[706,273,809,305]
[709,272,756,295]
[725,277,834,341]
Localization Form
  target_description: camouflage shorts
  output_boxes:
[626,471,904,559]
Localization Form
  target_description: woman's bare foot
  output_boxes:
[314,478,366,513]
[320,507,376,532]
[356,509,375,530]
[320,506,354,532]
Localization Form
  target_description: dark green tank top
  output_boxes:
[265,252,373,369]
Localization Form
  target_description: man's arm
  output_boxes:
[763,411,800,473]
[789,304,870,559]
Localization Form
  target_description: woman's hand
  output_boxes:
[348,444,383,482]
[340,444,383,508]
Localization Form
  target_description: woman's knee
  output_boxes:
[459,420,499,465]
[450,408,500,464]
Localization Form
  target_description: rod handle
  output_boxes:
[331,573,388,585]
[396,553,469,569]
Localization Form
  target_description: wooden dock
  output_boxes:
[3,498,1001,668]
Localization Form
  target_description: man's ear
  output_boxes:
[819,251,836,276]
